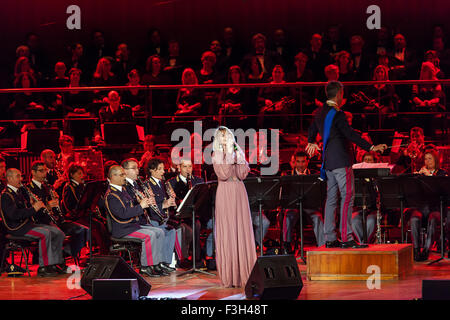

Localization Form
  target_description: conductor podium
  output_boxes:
[306,244,413,281]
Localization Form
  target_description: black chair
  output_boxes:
[105,214,143,268]
[0,234,38,277]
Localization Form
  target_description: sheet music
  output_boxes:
[352,162,393,169]
[176,188,193,213]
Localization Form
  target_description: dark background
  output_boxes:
[0,0,447,87]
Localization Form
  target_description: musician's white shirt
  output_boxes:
[32,179,42,189]
[110,183,123,192]
[178,174,187,184]
[7,185,18,193]
[125,178,135,186]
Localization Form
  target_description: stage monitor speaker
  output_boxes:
[245,255,302,300]
[92,279,139,300]
[81,256,151,298]
[422,280,450,300]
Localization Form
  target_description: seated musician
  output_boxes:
[167,158,208,269]
[139,134,160,176]
[408,148,448,261]
[175,68,203,116]
[217,65,247,127]
[394,127,426,174]
[54,135,76,192]
[351,151,380,244]
[40,149,59,187]
[257,65,295,128]
[280,151,325,253]
[62,163,110,256]
[27,161,88,268]
[145,158,177,271]
[0,168,65,277]
[98,90,133,123]
[105,165,169,277]
[121,158,170,276]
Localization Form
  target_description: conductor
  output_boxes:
[306,81,387,248]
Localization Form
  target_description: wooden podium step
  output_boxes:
[306,244,413,281]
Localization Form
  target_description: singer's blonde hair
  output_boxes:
[212,126,236,155]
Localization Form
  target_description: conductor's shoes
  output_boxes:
[37,266,58,277]
[341,240,368,249]
[159,262,176,273]
[140,266,162,277]
[154,264,170,276]
[325,240,342,248]
[54,264,70,274]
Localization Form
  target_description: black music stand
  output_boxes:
[376,176,407,243]
[353,168,390,244]
[279,175,325,264]
[245,177,281,257]
[76,180,109,263]
[176,182,216,277]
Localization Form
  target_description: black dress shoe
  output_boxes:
[140,266,161,277]
[159,262,176,273]
[154,264,170,276]
[54,264,70,274]
[325,240,342,248]
[341,240,368,249]
[37,266,58,277]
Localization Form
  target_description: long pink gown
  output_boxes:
[213,150,257,288]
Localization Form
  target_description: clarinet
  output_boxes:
[164,180,181,229]
[374,180,382,244]
[44,180,66,225]
[137,177,168,225]
[24,186,59,225]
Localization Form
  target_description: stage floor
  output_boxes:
[1,247,449,300]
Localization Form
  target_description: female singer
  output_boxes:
[212,126,256,288]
